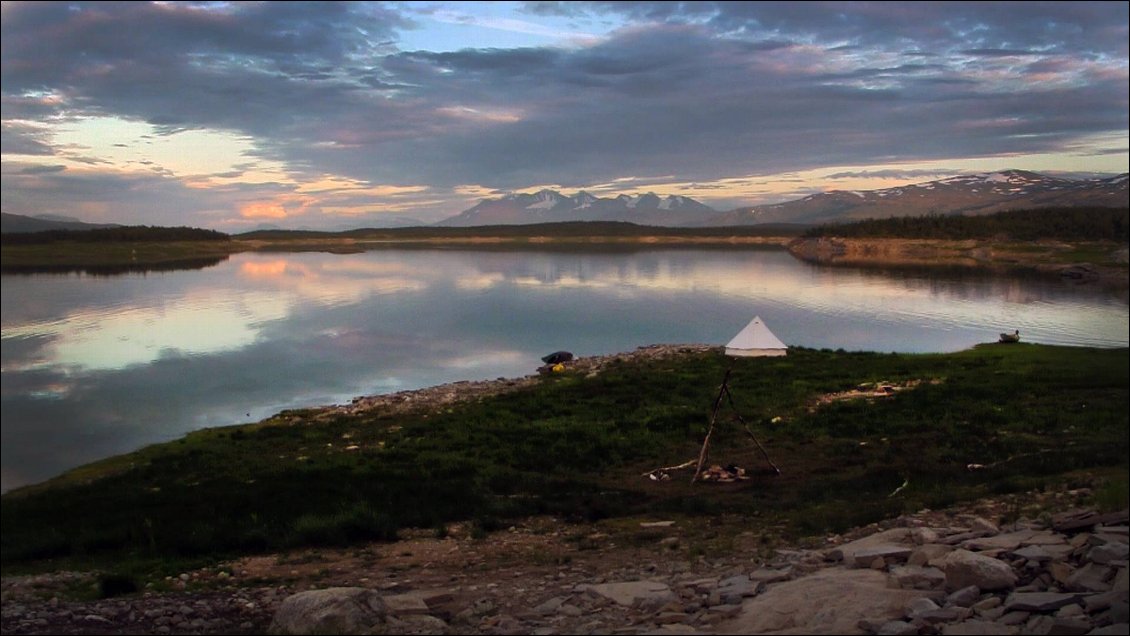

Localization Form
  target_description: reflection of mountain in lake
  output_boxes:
[0,255,230,276]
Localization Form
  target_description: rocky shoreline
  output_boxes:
[3,485,1125,635]
[311,344,718,422]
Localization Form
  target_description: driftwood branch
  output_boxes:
[641,459,697,477]
[967,448,1057,471]
[888,477,910,498]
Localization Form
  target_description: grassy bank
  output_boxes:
[0,241,240,272]
[2,344,1126,576]
[786,236,1129,284]
[0,226,239,272]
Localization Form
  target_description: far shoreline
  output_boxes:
[786,236,1130,288]
[2,229,1126,288]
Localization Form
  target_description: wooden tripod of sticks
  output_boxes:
[692,366,781,483]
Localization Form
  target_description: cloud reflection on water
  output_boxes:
[2,248,1126,492]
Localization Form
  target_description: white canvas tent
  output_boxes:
[725,316,787,357]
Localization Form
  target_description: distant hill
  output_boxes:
[436,190,717,227]
[1,212,121,233]
[707,170,1129,226]
[361,215,429,229]
[275,215,429,232]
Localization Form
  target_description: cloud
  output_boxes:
[1,2,411,87]
[570,2,1129,55]
[961,48,1043,58]
[300,14,1126,190]
[240,201,289,219]
[1,122,56,156]
[0,1,1126,228]
[1,2,414,141]
[1,161,257,226]
[824,168,959,180]
[18,164,66,174]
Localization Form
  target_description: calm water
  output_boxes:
[2,248,1127,492]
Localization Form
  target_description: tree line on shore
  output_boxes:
[0,225,230,245]
[803,207,1129,242]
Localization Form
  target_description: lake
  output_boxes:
[2,247,1127,492]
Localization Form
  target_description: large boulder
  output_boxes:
[851,545,914,568]
[889,565,946,590]
[825,528,913,564]
[713,569,935,635]
[941,549,1017,592]
[580,580,677,611]
[268,587,387,635]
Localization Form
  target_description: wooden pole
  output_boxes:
[693,366,732,483]
[722,381,782,475]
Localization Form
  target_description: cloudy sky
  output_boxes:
[2,1,1127,230]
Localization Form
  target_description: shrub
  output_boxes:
[97,573,139,599]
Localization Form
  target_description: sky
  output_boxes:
[1,1,1127,231]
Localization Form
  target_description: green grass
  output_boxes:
[1092,471,1130,512]
[991,242,1127,268]
[2,344,1126,574]
[1055,244,1127,266]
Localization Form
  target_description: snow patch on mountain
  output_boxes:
[574,192,597,209]
[525,190,563,210]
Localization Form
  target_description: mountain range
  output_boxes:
[709,170,1129,226]
[435,190,716,227]
[4,171,1125,234]
[437,170,1127,227]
